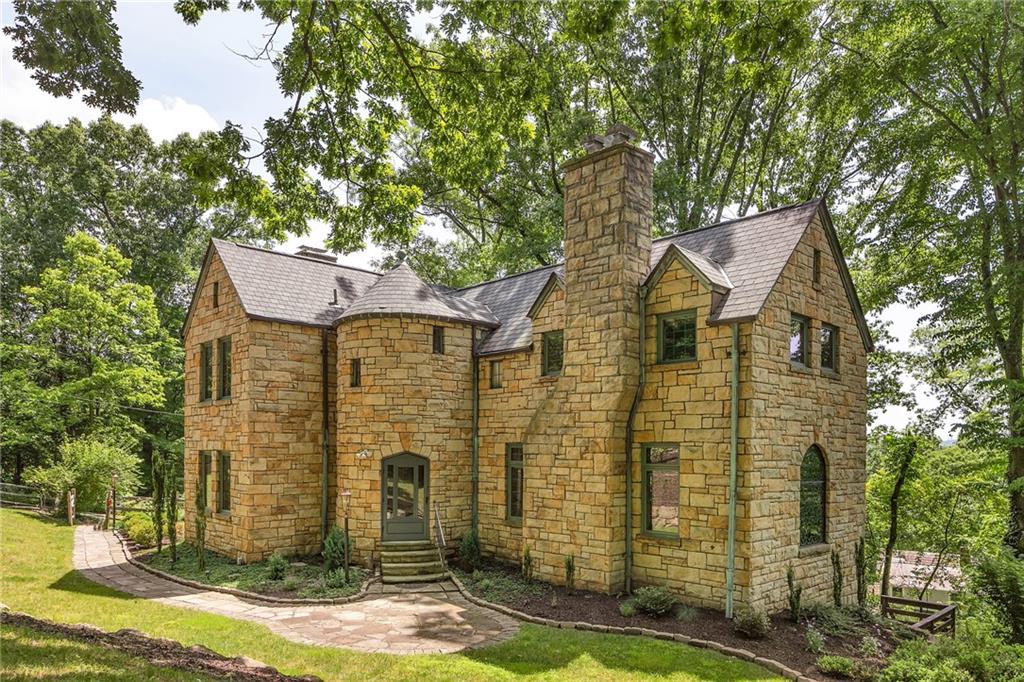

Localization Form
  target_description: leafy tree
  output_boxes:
[0,233,174,480]
[25,436,142,514]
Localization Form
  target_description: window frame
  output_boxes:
[489,359,502,388]
[641,443,680,538]
[350,358,361,387]
[199,342,213,402]
[212,281,220,308]
[506,443,524,522]
[218,451,231,512]
[790,314,809,367]
[656,310,698,364]
[216,336,232,399]
[432,325,445,354]
[541,329,564,376]
[199,451,212,513]
[820,323,839,373]
[812,249,822,286]
[799,446,827,546]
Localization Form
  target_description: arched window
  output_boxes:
[800,446,827,545]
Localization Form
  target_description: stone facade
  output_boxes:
[183,132,867,614]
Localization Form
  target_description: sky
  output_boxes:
[0,2,943,435]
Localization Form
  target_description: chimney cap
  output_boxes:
[295,244,338,263]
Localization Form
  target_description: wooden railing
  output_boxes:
[881,594,956,637]
[0,482,42,509]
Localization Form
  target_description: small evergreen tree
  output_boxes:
[854,537,868,608]
[165,457,178,563]
[522,544,533,582]
[151,450,165,553]
[831,547,844,608]
[194,474,206,571]
[787,565,803,622]
[564,554,575,594]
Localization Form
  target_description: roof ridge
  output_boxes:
[456,262,563,293]
[213,238,382,277]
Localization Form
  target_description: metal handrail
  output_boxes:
[432,500,447,572]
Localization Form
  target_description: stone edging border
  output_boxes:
[447,572,819,682]
[111,531,377,606]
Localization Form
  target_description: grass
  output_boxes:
[0,623,213,681]
[1,509,783,681]
[141,541,367,599]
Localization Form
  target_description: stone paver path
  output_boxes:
[73,527,517,654]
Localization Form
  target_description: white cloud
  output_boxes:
[0,34,217,141]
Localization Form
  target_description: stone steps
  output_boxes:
[380,540,446,583]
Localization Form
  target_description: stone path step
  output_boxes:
[382,572,448,584]
[381,561,446,576]
[72,526,516,655]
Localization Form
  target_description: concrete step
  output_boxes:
[382,572,448,584]
[380,549,439,563]
[381,540,435,551]
[382,560,445,576]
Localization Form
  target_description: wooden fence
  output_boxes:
[881,594,956,637]
[0,482,42,509]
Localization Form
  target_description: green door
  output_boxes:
[381,454,429,542]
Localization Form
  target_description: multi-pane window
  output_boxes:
[820,324,838,372]
[199,451,213,512]
[350,358,361,387]
[541,330,563,376]
[506,443,524,520]
[790,314,809,366]
[218,452,231,512]
[657,310,697,363]
[217,336,232,399]
[432,326,445,354]
[199,342,213,401]
[642,444,679,536]
[490,360,502,388]
[812,249,822,285]
[213,281,220,308]
[800,446,827,545]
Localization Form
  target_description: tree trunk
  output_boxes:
[881,440,916,596]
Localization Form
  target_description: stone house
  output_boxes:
[182,127,870,613]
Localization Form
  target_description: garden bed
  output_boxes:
[136,542,367,601]
[455,559,910,680]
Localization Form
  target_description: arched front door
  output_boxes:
[381,453,429,542]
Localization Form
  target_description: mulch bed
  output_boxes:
[459,561,906,680]
[1,609,320,681]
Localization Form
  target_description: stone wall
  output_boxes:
[745,213,868,611]
[335,317,474,562]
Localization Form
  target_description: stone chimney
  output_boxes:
[295,245,338,263]
[562,125,653,383]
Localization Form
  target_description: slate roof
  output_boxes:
[190,199,871,353]
[338,262,499,327]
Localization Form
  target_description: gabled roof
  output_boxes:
[182,239,380,337]
[526,271,566,319]
[459,264,565,354]
[644,243,733,295]
[337,262,499,327]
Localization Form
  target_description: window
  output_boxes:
[218,452,231,512]
[217,336,232,399]
[350,358,361,387]
[820,324,838,372]
[199,342,213,401]
[642,444,679,536]
[812,249,822,285]
[490,360,502,388]
[800,446,827,545]
[657,310,697,363]
[213,281,220,308]
[432,326,445,354]
[541,330,563,376]
[507,443,524,520]
[199,451,212,512]
[790,314,809,366]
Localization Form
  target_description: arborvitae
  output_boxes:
[165,457,179,563]
[195,475,206,571]
[787,565,803,622]
[831,548,844,608]
[151,451,165,553]
[854,537,868,608]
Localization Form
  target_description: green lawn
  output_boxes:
[0,509,782,681]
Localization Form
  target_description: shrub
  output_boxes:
[855,536,868,608]
[123,513,156,547]
[860,635,882,659]
[522,544,533,582]
[619,600,637,617]
[675,605,698,622]
[324,569,349,589]
[267,553,288,580]
[878,619,1024,682]
[806,627,825,654]
[458,529,481,570]
[805,602,859,636]
[971,548,1024,644]
[632,586,677,617]
[25,437,142,514]
[832,547,844,608]
[117,511,149,531]
[322,526,351,571]
[817,655,855,679]
[787,565,803,622]
[732,605,771,639]
[564,554,575,594]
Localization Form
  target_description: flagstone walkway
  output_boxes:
[72,526,518,654]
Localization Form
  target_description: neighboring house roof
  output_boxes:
[337,262,499,327]
[885,551,962,594]
[185,200,872,354]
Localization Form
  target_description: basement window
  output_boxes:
[432,326,445,354]
[790,314,809,367]
[642,444,679,537]
[541,330,563,376]
[657,310,697,363]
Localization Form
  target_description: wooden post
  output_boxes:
[67,488,76,525]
